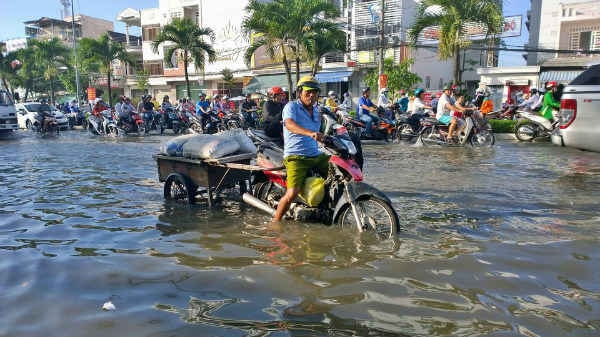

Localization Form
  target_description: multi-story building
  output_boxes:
[118,0,252,100]
[24,15,113,45]
[526,0,600,66]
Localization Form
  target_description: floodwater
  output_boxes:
[0,130,598,337]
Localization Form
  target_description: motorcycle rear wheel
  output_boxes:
[514,121,536,141]
[337,196,398,240]
[397,123,413,141]
[107,125,118,137]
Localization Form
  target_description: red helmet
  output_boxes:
[268,86,284,96]
[546,81,557,89]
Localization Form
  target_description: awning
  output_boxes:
[244,74,292,94]
[539,70,583,83]
[315,71,353,83]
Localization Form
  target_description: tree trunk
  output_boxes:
[184,51,190,99]
[107,70,112,107]
[50,76,55,105]
[453,45,461,86]
[281,44,293,101]
[311,62,318,77]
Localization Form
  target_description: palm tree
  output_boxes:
[304,23,347,76]
[79,33,133,106]
[29,38,71,104]
[286,0,341,83]
[152,17,216,99]
[243,0,294,94]
[408,0,503,85]
[0,51,21,95]
[243,0,345,92]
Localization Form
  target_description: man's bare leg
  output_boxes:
[448,118,457,140]
[273,187,300,222]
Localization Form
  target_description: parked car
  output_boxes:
[551,64,600,153]
[16,102,70,130]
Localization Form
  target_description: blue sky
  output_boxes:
[1,0,530,66]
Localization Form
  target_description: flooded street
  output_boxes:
[1,130,598,337]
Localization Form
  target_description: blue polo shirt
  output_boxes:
[357,96,374,115]
[282,100,321,158]
[196,100,210,114]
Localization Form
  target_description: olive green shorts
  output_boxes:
[283,153,330,189]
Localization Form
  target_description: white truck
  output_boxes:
[552,64,600,152]
[0,89,18,134]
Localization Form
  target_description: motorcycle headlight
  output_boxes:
[341,138,357,155]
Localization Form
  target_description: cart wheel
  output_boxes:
[164,173,197,204]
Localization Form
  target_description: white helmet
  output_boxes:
[223,95,229,100]
[380,88,388,93]
[328,90,336,97]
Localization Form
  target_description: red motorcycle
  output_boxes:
[243,115,399,239]
[118,111,146,134]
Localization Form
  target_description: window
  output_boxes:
[143,25,159,41]
[439,78,444,90]
[580,31,591,51]
[425,76,431,89]
[145,62,163,76]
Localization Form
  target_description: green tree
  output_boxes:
[79,33,133,106]
[29,38,71,104]
[152,17,216,99]
[135,68,150,92]
[364,58,421,96]
[243,0,345,92]
[408,0,503,84]
[0,51,21,95]
[243,0,294,94]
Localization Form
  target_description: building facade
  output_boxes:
[526,0,600,66]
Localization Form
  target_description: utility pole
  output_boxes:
[69,0,81,106]
[377,0,386,92]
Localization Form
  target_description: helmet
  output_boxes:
[268,86,284,96]
[380,88,388,93]
[399,89,406,95]
[361,86,371,94]
[296,76,320,91]
[530,88,538,95]
[96,97,103,103]
[546,81,557,89]
[40,98,48,104]
[163,95,169,100]
[414,87,425,96]
[328,90,336,97]
[223,95,229,100]
[198,92,205,97]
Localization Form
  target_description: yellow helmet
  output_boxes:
[296,76,320,92]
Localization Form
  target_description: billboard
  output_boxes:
[418,15,522,44]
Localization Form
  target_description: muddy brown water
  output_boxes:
[0,130,598,337]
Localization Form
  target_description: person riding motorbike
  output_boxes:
[325,91,338,112]
[436,85,463,143]
[263,86,286,140]
[396,89,409,113]
[540,81,561,121]
[377,88,393,119]
[272,76,328,222]
[37,98,53,131]
[357,87,378,137]
[119,97,136,127]
[161,95,173,111]
[241,93,258,127]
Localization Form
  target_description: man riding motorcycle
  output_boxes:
[262,86,286,140]
[273,76,328,222]
[37,98,53,131]
[357,87,378,137]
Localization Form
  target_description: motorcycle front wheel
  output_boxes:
[514,121,536,141]
[470,130,495,147]
[337,196,398,240]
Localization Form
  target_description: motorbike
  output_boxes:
[222,111,244,130]
[141,110,161,134]
[88,110,118,136]
[67,107,86,129]
[342,109,397,142]
[200,110,225,134]
[33,115,59,136]
[158,107,183,134]
[117,111,146,135]
[244,114,397,239]
[394,109,434,141]
[419,110,495,147]
[513,110,559,142]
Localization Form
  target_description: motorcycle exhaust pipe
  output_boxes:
[242,193,275,216]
